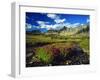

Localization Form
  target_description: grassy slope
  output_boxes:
[26,32,89,55]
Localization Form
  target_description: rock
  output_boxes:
[66,44,89,65]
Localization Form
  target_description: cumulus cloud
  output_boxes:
[54,18,66,24]
[37,21,45,25]
[37,20,63,30]
[37,19,81,30]
[44,25,54,30]
[81,24,84,26]
[61,22,80,28]
[37,21,49,25]
[47,13,66,24]
[45,24,63,30]
[47,14,57,19]
[73,23,80,26]
[63,23,71,28]
[26,23,32,29]
[37,21,48,28]
[37,21,51,29]
[37,14,81,31]
[26,23,40,30]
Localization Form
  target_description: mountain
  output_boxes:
[46,24,89,36]
[26,28,47,34]
[76,24,89,34]
[26,23,89,36]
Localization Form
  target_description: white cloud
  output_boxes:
[45,24,61,30]
[60,22,80,28]
[54,18,66,23]
[37,21,45,25]
[63,23,71,28]
[37,21,51,29]
[26,23,32,29]
[47,13,66,24]
[73,23,80,26]
[37,21,46,28]
[81,24,84,26]
[37,20,63,30]
[47,14,57,19]
[44,25,53,30]
[37,21,49,25]
[26,23,40,30]
[37,20,81,30]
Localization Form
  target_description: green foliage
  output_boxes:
[79,38,89,54]
[35,48,53,64]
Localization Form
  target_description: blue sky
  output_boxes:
[26,12,90,32]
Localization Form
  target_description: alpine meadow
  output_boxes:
[26,12,90,67]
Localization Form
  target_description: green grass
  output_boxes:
[26,33,89,66]
[79,38,89,54]
[26,34,89,53]
[35,48,53,64]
